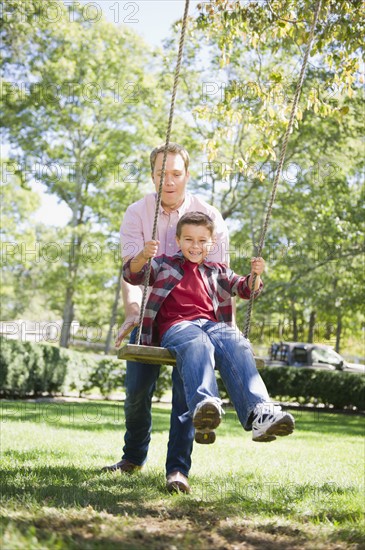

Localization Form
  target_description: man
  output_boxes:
[102,143,229,494]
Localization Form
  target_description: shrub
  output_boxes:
[260,367,365,410]
[217,366,364,410]
[0,337,126,398]
[87,357,126,398]
[1,337,363,409]
[154,365,173,401]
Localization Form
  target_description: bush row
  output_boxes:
[218,366,364,410]
[261,366,364,410]
[0,337,123,398]
[0,337,171,399]
[1,338,363,409]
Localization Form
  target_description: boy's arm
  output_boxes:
[123,240,160,285]
[129,240,160,273]
[223,257,265,299]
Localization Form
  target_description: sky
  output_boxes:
[89,0,200,44]
[32,0,201,226]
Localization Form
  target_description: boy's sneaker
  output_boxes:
[252,403,295,442]
[193,398,223,445]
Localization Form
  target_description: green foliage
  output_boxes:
[41,344,69,394]
[186,1,365,349]
[2,337,363,408]
[87,357,125,399]
[62,351,98,398]
[1,0,364,354]
[218,366,364,410]
[261,367,365,410]
[0,338,44,396]
[2,0,164,346]
[0,337,126,398]
[154,365,173,402]
[0,336,176,401]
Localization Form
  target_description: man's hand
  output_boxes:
[115,315,140,348]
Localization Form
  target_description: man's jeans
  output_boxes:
[161,319,270,430]
[122,328,194,477]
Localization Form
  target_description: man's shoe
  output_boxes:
[166,471,191,494]
[193,398,223,445]
[252,403,295,442]
[101,458,142,473]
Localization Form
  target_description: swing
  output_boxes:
[118,0,323,368]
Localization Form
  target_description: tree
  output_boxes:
[2,0,163,346]
[187,0,364,348]
[1,168,42,319]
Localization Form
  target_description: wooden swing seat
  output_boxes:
[118,343,265,368]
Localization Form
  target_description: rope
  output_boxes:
[135,0,190,345]
[243,0,323,339]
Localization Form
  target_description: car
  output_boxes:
[267,342,365,374]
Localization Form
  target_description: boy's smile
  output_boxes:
[176,224,215,264]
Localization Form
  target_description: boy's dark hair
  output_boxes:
[176,212,215,238]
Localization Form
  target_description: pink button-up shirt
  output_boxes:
[120,192,229,264]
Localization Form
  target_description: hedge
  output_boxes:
[0,337,123,398]
[1,338,364,409]
[260,366,365,410]
[218,366,364,410]
[0,337,171,399]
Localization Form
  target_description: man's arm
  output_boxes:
[116,204,146,347]
[129,240,160,273]
[114,280,143,348]
[206,208,230,265]
[115,241,160,347]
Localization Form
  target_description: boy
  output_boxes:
[123,212,295,444]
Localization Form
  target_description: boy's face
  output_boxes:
[152,153,190,212]
[176,224,215,264]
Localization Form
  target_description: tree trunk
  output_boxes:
[259,321,265,343]
[59,229,81,348]
[335,312,342,352]
[104,263,123,354]
[292,306,298,341]
[60,286,74,348]
[325,322,333,340]
[307,310,316,343]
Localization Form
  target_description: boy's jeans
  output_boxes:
[161,319,270,430]
[122,328,194,477]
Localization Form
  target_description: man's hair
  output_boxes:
[176,212,215,238]
[150,143,190,173]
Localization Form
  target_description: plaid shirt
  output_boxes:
[123,252,263,345]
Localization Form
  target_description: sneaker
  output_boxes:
[193,398,223,445]
[252,403,295,442]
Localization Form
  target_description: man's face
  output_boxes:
[176,224,215,264]
[152,152,190,212]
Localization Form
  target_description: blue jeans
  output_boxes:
[161,319,270,430]
[122,328,194,477]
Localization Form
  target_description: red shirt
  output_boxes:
[156,259,217,340]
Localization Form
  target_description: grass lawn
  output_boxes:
[1,399,364,549]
